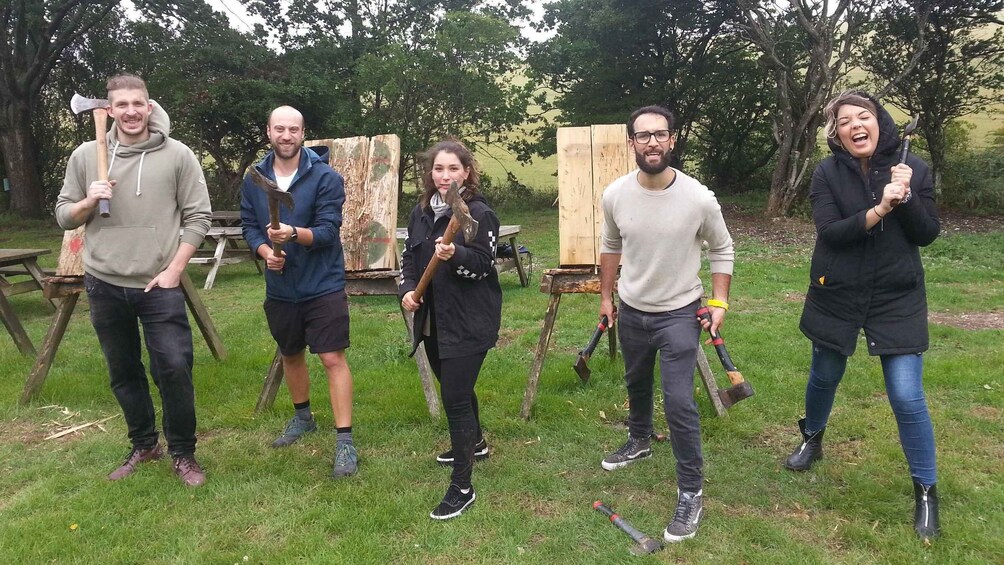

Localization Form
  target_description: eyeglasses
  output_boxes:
[630,130,672,144]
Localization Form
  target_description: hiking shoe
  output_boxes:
[664,490,703,542]
[107,445,163,481]
[172,455,206,487]
[430,484,476,520]
[436,438,490,465]
[332,442,358,478]
[601,436,652,471]
[271,415,317,448]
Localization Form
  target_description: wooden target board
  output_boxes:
[557,125,634,267]
[306,135,400,272]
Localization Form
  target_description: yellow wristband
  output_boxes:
[707,299,729,311]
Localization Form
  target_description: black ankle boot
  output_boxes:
[913,482,940,541]
[784,418,824,471]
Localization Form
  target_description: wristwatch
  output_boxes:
[289,226,298,242]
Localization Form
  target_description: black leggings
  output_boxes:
[423,331,486,489]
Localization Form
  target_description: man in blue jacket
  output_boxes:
[240,106,357,477]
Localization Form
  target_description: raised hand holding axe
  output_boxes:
[70,93,112,217]
[891,115,920,206]
[410,181,479,303]
[249,168,295,272]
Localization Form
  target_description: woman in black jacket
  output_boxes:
[400,140,502,520]
[784,91,941,541]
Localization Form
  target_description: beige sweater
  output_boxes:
[600,168,734,312]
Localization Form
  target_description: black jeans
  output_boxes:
[423,331,486,490]
[85,274,197,456]
[618,300,703,492]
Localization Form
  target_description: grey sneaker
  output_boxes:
[332,441,358,478]
[271,415,317,448]
[601,436,652,471]
[664,490,703,542]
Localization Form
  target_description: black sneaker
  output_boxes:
[436,438,490,465]
[664,490,703,542]
[430,484,476,520]
[601,436,652,471]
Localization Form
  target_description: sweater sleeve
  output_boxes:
[54,144,92,230]
[699,192,734,275]
[176,144,211,247]
[599,188,622,254]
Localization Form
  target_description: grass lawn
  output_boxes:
[0,205,1001,564]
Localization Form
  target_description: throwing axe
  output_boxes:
[411,181,479,302]
[70,93,112,217]
[696,305,754,409]
[573,315,609,382]
[249,168,295,267]
[593,501,663,555]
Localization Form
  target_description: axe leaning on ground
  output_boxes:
[894,115,920,205]
[573,315,609,382]
[696,305,754,409]
[70,93,112,218]
[411,180,479,303]
[249,168,295,270]
[593,501,663,555]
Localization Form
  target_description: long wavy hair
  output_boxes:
[419,139,481,209]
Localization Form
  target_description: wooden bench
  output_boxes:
[188,226,261,290]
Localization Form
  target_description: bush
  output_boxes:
[479,171,557,211]
[939,125,1004,212]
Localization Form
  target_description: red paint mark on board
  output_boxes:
[70,237,84,254]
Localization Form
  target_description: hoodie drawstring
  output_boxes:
[106,140,146,197]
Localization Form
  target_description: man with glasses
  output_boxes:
[597,105,735,543]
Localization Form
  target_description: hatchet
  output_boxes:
[593,501,663,555]
[895,115,920,205]
[70,93,111,217]
[696,305,754,409]
[573,315,609,382]
[248,167,295,266]
[411,181,479,302]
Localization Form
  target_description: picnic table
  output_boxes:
[1,248,54,355]
[395,224,530,287]
[187,212,261,289]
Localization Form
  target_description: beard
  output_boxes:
[272,142,300,161]
[635,148,672,175]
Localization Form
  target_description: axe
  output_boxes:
[895,115,920,205]
[411,180,479,302]
[249,167,295,262]
[593,501,663,555]
[70,93,111,217]
[573,315,609,382]
[696,306,754,409]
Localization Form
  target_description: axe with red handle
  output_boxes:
[696,305,754,409]
[573,315,609,382]
[593,501,662,555]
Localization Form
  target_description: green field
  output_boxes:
[0,206,1001,564]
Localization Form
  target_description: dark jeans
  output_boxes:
[618,300,703,492]
[423,330,485,490]
[85,274,197,456]
[804,344,937,486]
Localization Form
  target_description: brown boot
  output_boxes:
[172,455,206,487]
[108,445,163,481]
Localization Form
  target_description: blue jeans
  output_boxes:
[804,344,936,486]
[85,274,197,456]
[617,301,703,492]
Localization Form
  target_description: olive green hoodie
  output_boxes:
[55,101,212,288]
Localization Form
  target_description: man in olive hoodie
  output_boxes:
[55,74,212,487]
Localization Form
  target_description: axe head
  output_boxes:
[718,380,754,409]
[629,537,663,556]
[573,353,592,382]
[444,180,478,241]
[70,93,109,115]
[902,115,920,137]
[249,167,295,211]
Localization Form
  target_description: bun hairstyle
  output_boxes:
[420,139,481,209]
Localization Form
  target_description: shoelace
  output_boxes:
[674,495,696,523]
[335,445,354,466]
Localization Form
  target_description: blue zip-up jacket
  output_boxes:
[240,146,346,303]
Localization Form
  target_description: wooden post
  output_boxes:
[1,291,35,356]
[519,291,562,420]
[180,272,227,360]
[21,292,79,404]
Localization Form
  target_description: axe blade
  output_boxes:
[70,93,109,115]
[573,354,591,382]
[249,167,295,211]
[445,180,479,241]
[903,114,920,136]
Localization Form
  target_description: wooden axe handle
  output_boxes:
[268,197,283,256]
[94,109,111,217]
[412,216,461,302]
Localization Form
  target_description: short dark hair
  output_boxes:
[627,105,675,136]
[106,74,149,101]
[420,139,481,209]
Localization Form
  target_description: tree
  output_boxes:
[0,0,117,217]
[861,0,1004,187]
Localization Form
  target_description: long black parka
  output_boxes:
[399,193,503,359]
[799,93,940,356]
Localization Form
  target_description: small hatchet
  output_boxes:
[573,315,609,382]
[593,501,663,555]
[249,167,295,267]
[895,115,920,205]
[696,306,754,409]
[70,93,111,217]
[412,181,479,302]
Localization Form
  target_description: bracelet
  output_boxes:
[873,206,885,219]
[707,299,729,311]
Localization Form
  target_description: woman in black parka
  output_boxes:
[783,91,941,541]
[400,139,502,521]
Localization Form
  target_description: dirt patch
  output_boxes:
[970,405,1002,421]
[928,311,1004,330]
[938,210,1004,234]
